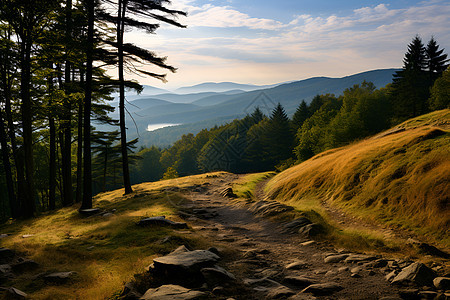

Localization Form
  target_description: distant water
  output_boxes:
[146,123,181,132]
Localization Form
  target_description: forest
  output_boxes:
[0,0,448,222]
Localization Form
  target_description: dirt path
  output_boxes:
[174,173,403,299]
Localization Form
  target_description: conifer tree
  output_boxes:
[265,103,294,167]
[292,100,309,131]
[426,37,449,82]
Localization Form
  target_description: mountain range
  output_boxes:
[103,68,399,147]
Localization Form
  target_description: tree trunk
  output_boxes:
[61,0,73,207]
[47,66,56,210]
[118,0,133,194]
[81,0,95,209]
[0,108,18,217]
[75,83,83,203]
[20,37,36,218]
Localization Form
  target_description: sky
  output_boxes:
[123,0,450,90]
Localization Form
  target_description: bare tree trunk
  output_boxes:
[117,0,132,194]
[20,37,35,218]
[81,0,94,209]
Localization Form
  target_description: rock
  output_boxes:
[398,288,419,299]
[378,297,402,300]
[102,212,114,218]
[212,286,224,295]
[11,259,39,273]
[283,276,315,288]
[244,277,281,288]
[351,267,362,274]
[416,243,449,259]
[0,234,8,239]
[433,277,450,290]
[0,264,11,274]
[324,254,349,263]
[140,284,206,300]
[301,241,315,246]
[266,285,295,299]
[300,282,343,296]
[5,287,27,299]
[288,294,317,300]
[385,271,398,282]
[283,217,312,233]
[0,248,15,264]
[297,224,323,237]
[249,201,294,217]
[137,216,188,229]
[365,259,389,268]
[201,266,235,286]
[337,266,349,273]
[153,250,219,277]
[79,208,101,216]
[168,245,191,256]
[344,254,376,263]
[392,263,437,287]
[220,187,237,198]
[44,271,76,284]
[285,260,308,270]
[21,234,34,238]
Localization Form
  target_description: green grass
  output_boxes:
[232,172,275,200]
[266,109,450,251]
[0,173,223,299]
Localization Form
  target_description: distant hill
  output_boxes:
[266,109,450,247]
[174,81,280,94]
[118,68,399,147]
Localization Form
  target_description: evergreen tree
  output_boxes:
[265,103,294,167]
[426,37,449,82]
[292,100,309,131]
[391,35,429,119]
[251,107,264,123]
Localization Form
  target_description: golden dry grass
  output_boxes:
[0,172,225,299]
[266,109,450,248]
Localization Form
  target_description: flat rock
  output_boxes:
[44,271,76,283]
[344,254,376,263]
[392,263,436,287]
[167,245,191,256]
[324,254,349,263]
[266,285,295,299]
[245,277,281,288]
[0,234,8,239]
[283,276,316,288]
[140,284,206,300]
[0,248,15,264]
[285,260,308,270]
[418,291,438,299]
[249,201,294,217]
[433,277,450,290]
[201,266,235,286]
[137,216,188,229]
[301,282,343,296]
[153,250,219,274]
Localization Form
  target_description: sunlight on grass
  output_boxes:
[232,171,275,200]
[0,174,226,299]
[266,109,450,250]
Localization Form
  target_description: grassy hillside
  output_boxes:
[266,109,450,247]
[0,174,220,299]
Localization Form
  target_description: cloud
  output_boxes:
[126,1,450,88]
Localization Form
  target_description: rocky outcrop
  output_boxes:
[391,262,437,286]
[300,282,343,296]
[249,201,294,217]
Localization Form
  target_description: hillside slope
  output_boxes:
[266,109,450,246]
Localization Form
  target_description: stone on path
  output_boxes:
[200,266,235,286]
[283,276,316,288]
[79,208,101,216]
[433,277,450,290]
[249,201,294,217]
[44,271,76,284]
[300,282,343,296]
[266,285,295,299]
[140,284,206,300]
[285,260,308,270]
[324,254,349,263]
[283,217,311,233]
[391,262,436,287]
[153,249,220,275]
[344,254,376,263]
[137,216,188,229]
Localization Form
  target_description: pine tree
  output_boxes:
[426,37,449,82]
[292,100,309,131]
[391,35,429,119]
[251,107,264,124]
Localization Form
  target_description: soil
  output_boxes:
[170,172,409,299]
